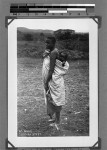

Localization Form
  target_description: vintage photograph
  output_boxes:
[17,27,89,137]
[8,18,98,147]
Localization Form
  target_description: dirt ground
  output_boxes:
[17,58,89,137]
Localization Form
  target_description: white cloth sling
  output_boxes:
[42,55,69,106]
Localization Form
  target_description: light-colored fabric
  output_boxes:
[42,54,69,106]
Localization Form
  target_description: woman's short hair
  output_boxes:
[47,36,56,44]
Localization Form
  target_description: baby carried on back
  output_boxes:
[45,49,69,106]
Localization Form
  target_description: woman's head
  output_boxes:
[45,36,56,51]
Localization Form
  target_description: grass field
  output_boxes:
[17,58,89,137]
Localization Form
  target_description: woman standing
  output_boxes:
[42,36,69,130]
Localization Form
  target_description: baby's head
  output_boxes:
[59,51,68,62]
[59,51,68,66]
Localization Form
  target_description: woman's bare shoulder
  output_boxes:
[51,48,59,57]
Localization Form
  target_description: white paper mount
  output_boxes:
[6,3,101,149]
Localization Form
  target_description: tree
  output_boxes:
[54,29,75,41]
[24,33,33,41]
[40,32,45,41]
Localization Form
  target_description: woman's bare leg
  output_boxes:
[55,111,60,124]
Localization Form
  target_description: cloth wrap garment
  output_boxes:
[42,50,69,107]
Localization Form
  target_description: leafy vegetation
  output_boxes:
[17,28,89,60]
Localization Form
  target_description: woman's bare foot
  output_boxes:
[48,118,55,123]
[49,123,60,130]
[54,123,60,130]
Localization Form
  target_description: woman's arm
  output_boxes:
[45,50,57,91]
